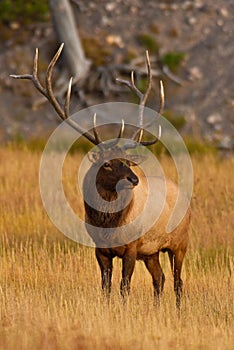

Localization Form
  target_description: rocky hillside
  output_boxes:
[0,0,233,150]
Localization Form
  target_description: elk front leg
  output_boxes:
[120,248,136,299]
[95,248,113,298]
[144,252,165,306]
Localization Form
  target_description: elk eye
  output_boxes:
[103,162,112,170]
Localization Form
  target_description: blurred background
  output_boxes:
[0,0,233,153]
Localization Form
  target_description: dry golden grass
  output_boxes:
[0,146,233,349]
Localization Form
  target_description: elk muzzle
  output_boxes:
[126,175,139,186]
[116,173,139,190]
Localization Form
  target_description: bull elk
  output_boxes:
[11,44,191,309]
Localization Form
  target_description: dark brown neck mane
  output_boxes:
[83,168,134,229]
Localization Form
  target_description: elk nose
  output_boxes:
[127,176,139,186]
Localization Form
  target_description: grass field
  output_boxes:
[0,145,233,349]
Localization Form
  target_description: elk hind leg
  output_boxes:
[173,249,186,310]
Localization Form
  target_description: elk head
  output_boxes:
[88,148,139,193]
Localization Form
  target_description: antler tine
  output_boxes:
[158,80,165,116]
[93,113,103,145]
[33,47,38,75]
[64,76,73,118]
[31,48,45,96]
[140,124,161,146]
[118,119,125,139]
[116,72,142,100]
[10,44,99,145]
[45,43,66,120]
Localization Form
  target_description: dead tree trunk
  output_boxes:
[49,0,90,82]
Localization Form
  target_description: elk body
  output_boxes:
[11,44,191,309]
[83,148,190,308]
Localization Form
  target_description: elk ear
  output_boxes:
[88,151,100,163]
[127,154,147,166]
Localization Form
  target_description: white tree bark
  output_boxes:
[49,0,90,82]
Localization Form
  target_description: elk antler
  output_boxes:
[116,51,164,147]
[10,43,126,148]
[10,45,163,150]
[10,44,107,146]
